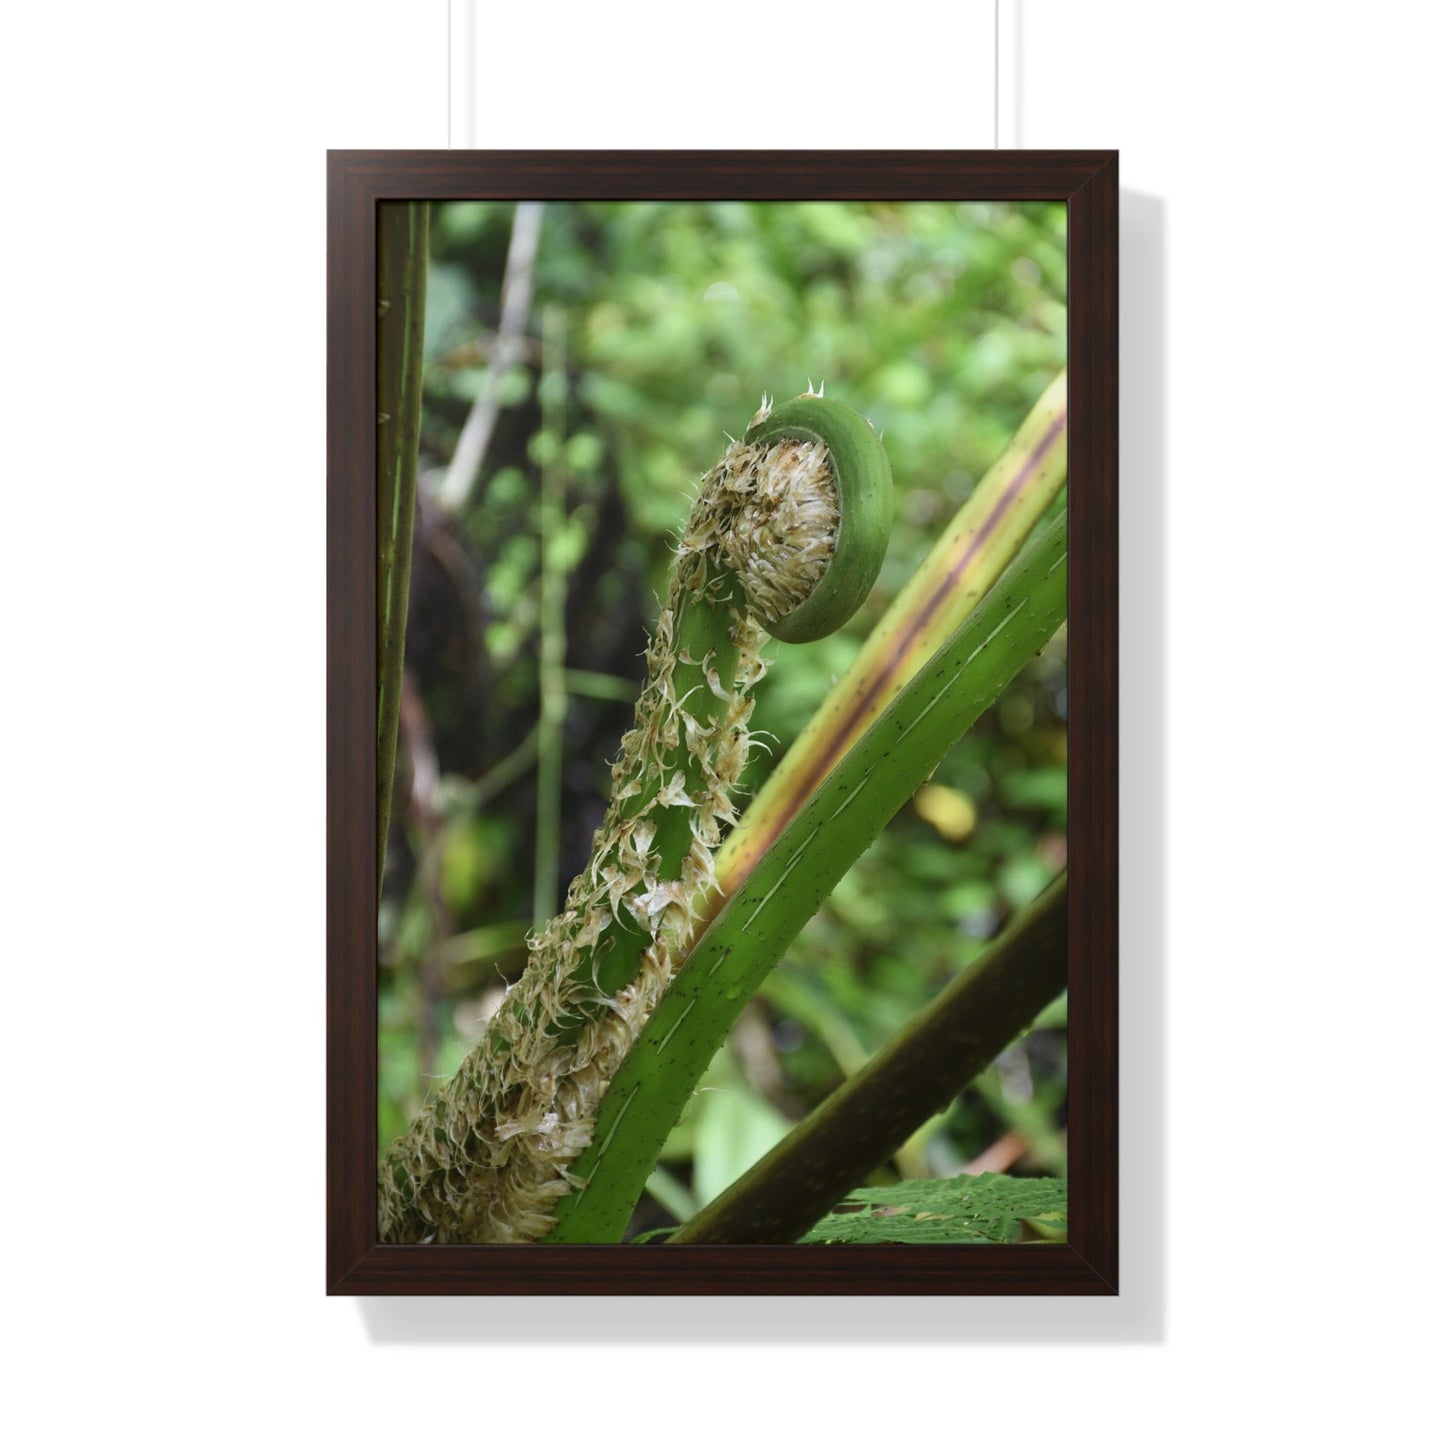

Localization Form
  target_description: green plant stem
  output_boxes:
[712,369,1067,909]
[471,726,540,810]
[533,307,567,929]
[546,511,1067,1241]
[376,201,429,899]
[672,871,1068,1244]
[378,399,893,1243]
[548,551,749,1024]
[563,669,641,703]
[435,920,531,974]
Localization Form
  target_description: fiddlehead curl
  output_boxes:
[378,391,891,1243]
[738,393,893,642]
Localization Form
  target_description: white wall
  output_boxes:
[4,2,1438,1439]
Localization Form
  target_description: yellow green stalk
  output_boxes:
[548,510,1068,1241]
[714,368,1066,903]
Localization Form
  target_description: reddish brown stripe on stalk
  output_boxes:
[707,404,1067,916]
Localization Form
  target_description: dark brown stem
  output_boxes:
[671,872,1068,1244]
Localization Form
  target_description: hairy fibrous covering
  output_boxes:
[378,408,838,1243]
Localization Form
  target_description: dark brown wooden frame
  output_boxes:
[328,151,1117,1295]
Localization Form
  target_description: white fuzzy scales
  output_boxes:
[711,437,839,627]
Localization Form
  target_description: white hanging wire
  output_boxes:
[994,0,1000,147]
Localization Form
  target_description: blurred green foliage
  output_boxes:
[380,199,1068,1231]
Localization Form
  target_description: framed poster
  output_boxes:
[328,151,1117,1294]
